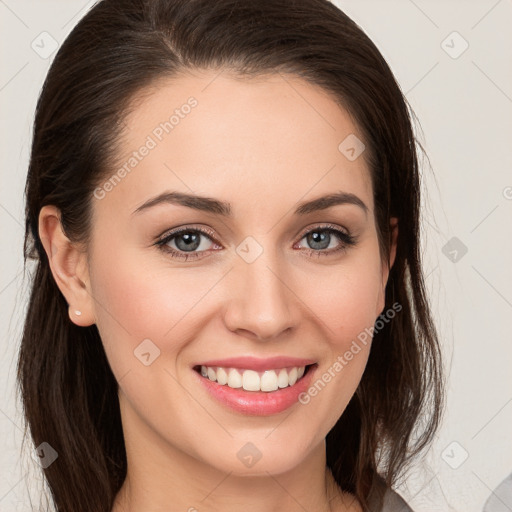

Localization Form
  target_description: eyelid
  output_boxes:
[296,222,350,239]
[155,224,217,243]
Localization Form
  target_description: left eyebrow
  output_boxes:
[294,191,368,217]
[132,190,368,217]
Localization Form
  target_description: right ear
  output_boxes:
[38,205,96,327]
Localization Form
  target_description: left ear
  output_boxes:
[377,217,398,315]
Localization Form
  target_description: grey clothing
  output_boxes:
[483,473,512,512]
[367,477,414,512]
[380,488,413,511]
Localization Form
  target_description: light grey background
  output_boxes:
[1,1,511,511]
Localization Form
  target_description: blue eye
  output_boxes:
[154,226,219,261]
[296,225,356,257]
[154,224,356,261]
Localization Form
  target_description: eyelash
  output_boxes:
[154,223,357,261]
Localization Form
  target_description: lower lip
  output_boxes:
[193,364,318,416]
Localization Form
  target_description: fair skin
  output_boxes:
[39,69,397,512]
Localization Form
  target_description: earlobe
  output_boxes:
[38,205,95,327]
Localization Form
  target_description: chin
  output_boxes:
[196,436,318,477]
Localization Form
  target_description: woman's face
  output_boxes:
[82,70,396,476]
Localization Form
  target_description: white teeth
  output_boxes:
[277,369,289,388]
[216,367,228,385]
[260,370,278,392]
[197,365,308,392]
[242,370,260,391]
[227,368,242,388]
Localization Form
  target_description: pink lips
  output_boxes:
[192,359,319,416]
[193,356,316,372]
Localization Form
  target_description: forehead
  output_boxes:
[95,69,373,220]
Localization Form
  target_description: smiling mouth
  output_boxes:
[193,363,316,392]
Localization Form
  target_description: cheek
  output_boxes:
[294,251,383,417]
[87,242,213,372]
[300,256,384,341]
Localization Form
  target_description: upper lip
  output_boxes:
[194,356,317,372]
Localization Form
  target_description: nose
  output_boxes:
[223,248,300,341]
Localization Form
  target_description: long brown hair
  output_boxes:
[18,0,444,510]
